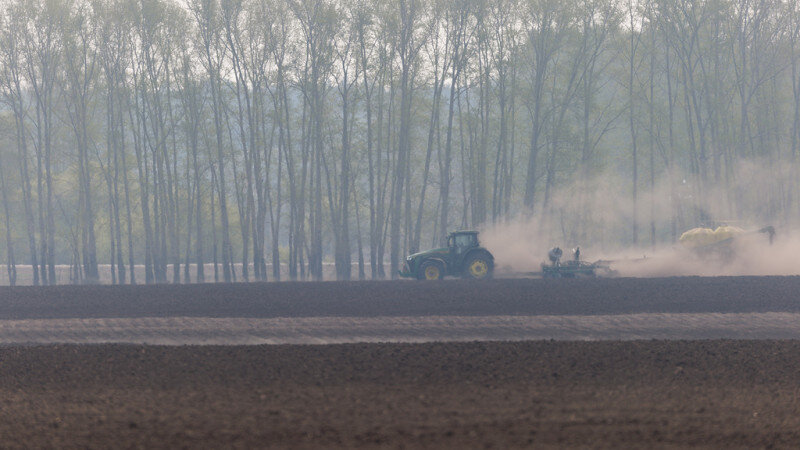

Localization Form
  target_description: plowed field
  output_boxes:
[2,277,800,448]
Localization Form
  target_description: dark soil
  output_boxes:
[1,276,800,319]
[2,278,800,448]
[1,341,800,448]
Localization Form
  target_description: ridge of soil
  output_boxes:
[1,276,800,319]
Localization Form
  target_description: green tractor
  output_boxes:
[400,231,494,280]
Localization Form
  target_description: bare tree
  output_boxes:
[390,0,425,277]
[0,2,39,285]
[190,0,235,282]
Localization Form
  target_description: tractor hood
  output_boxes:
[399,247,450,278]
[406,247,449,261]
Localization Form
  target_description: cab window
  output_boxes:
[454,234,476,247]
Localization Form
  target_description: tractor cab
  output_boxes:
[448,231,480,256]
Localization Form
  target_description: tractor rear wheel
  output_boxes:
[418,260,444,280]
[464,253,493,280]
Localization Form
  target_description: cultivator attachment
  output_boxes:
[539,247,614,278]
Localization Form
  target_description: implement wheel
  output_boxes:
[418,260,444,280]
[464,253,493,280]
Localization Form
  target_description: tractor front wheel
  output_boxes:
[464,253,493,280]
[418,260,444,280]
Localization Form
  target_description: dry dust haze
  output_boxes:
[482,219,800,277]
[480,158,800,278]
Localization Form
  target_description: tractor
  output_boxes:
[399,231,495,280]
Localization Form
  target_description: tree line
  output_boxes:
[0,0,798,285]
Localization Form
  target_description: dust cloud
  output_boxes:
[600,231,798,277]
[479,158,800,278]
[482,218,798,277]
